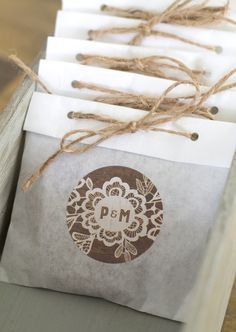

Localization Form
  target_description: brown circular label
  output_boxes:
[66,166,163,264]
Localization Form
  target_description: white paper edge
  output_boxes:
[45,36,236,89]
[61,0,236,17]
[38,59,236,124]
[54,11,236,55]
[24,92,236,169]
[61,0,236,33]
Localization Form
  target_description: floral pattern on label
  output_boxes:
[66,166,163,263]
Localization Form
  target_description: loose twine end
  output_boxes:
[8,54,52,94]
[22,176,36,193]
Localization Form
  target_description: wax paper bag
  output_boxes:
[0,92,236,322]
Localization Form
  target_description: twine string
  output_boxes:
[77,53,204,81]
[22,79,202,192]
[88,25,220,53]
[9,55,52,94]
[88,0,234,52]
[196,67,236,108]
[101,0,236,26]
[71,80,217,120]
[8,55,236,191]
[72,67,236,119]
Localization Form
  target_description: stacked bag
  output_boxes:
[1,0,236,325]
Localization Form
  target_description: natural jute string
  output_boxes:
[8,55,236,191]
[101,1,236,26]
[24,65,236,191]
[71,80,217,120]
[9,55,52,94]
[72,67,236,117]
[22,79,201,192]
[73,60,201,107]
[88,0,233,52]
[76,54,204,81]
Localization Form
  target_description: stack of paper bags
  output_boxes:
[1,0,236,328]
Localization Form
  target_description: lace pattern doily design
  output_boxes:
[66,166,163,263]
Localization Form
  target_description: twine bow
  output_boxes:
[22,79,201,192]
[101,0,235,26]
[77,54,204,82]
[7,55,236,191]
[71,65,236,120]
[89,0,235,52]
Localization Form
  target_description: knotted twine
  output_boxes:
[8,55,236,191]
[101,0,236,26]
[77,53,204,82]
[75,53,213,118]
[89,0,235,52]
[71,80,217,120]
[72,67,236,114]
[72,64,236,119]
[23,65,236,191]
[22,79,201,192]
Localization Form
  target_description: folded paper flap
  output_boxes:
[62,0,236,15]
[55,11,236,54]
[61,1,236,33]
[38,59,236,123]
[38,59,193,95]
[46,37,236,87]
[24,92,236,168]
[46,36,236,65]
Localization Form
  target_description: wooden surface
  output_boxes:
[0,0,60,110]
[222,282,236,332]
[0,1,235,331]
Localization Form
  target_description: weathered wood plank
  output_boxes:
[0,0,60,109]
